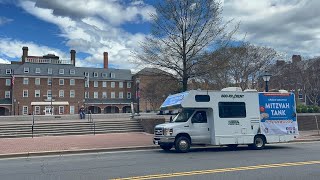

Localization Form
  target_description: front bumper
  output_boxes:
[153,136,175,145]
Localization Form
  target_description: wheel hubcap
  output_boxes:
[255,138,263,147]
[179,140,188,150]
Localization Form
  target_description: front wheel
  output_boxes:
[250,135,266,150]
[175,136,191,153]
[160,144,173,151]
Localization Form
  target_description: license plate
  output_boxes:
[154,141,158,145]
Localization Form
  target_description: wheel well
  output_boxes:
[175,133,191,144]
[255,134,267,143]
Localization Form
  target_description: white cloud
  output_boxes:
[0,38,67,59]
[223,0,320,58]
[0,58,10,64]
[15,0,154,70]
[0,16,12,25]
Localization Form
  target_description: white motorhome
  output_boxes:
[153,88,299,152]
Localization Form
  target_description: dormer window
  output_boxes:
[6,69,12,74]
[48,68,52,74]
[94,72,98,77]
[110,73,115,78]
[24,67,29,73]
[59,69,64,74]
[70,69,75,75]
[35,68,41,73]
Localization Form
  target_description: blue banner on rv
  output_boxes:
[259,92,298,135]
[160,92,189,110]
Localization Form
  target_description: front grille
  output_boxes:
[154,127,163,135]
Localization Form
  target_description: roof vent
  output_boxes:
[221,87,242,92]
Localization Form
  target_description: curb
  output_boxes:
[0,145,159,159]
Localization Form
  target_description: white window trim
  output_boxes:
[59,90,64,97]
[127,82,131,88]
[102,81,107,87]
[35,78,41,85]
[35,90,40,98]
[59,106,64,114]
[70,69,75,75]
[127,92,131,99]
[59,69,64,74]
[119,92,123,99]
[70,106,75,115]
[23,106,28,115]
[70,90,75,98]
[23,90,28,97]
[94,92,98,99]
[102,92,107,98]
[94,72,98,77]
[23,78,29,85]
[111,82,115,88]
[94,81,98,87]
[6,69,12,74]
[119,82,123,88]
[5,91,10,98]
[111,92,115,99]
[70,79,75,86]
[35,106,40,115]
[6,79,11,86]
[35,68,41,73]
[48,68,52,74]
[24,67,29,73]
[48,78,52,85]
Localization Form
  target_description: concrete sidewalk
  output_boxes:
[0,131,319,158]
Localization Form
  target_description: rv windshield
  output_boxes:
[172,109,194,123]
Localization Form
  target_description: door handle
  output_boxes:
[208,128,210,131]
[184,125,189,127]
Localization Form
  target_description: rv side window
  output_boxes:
[195,95,210,102]
[218,102,246,118]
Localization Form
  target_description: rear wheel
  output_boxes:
[160,144,173,151]
[250,135,266,150]
[175,136,191,153]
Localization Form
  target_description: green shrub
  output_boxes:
[307,107,314,113]
[301,106,308,113]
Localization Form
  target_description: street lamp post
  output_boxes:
[262,71,272,92]
[136,78,140,115]
[13,99,16,116]
[17,101,20,115]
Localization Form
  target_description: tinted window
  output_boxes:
[191,111,207,123]
[219,102,246,118]
[195,95,210,102]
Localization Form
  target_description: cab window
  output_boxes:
[191,111,207,123]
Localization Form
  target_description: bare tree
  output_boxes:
[303,59,320,105]
[134,0,237,91]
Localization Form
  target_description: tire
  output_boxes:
[250,135,266,150]
[227,144,238,150]
[175,136,191,153]
[160,144,173,151]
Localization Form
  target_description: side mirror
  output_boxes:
[169,116,173,123]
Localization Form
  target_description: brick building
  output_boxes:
[0,47,134,116]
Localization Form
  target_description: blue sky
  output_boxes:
[0,0,319,71]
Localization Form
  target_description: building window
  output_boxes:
[47,90,52,99]
[6,79,11,86]
[111,92,115,99]
[119,82,123,88]
[24,67,29,73]
[23,90,28,97]
[59,106,64,114]
[111,82,115,88]
[48,78,52,85]
[70,79,75,85]
[70,90,75,98]
[35,78,41,85]
[94,81,98,87]
[94,72,98,77]
[85,91,89,98]
[59,90,64,97]
[35,90,40,97]
[48,68,52,74]
[70,69,75,75]
[23,78,29,85]
[94,92,98,98]
[102,92,107,98]
[23,106,28,115]
[84,72,89,77]
[119,92,123,99]
[35,106,40,115]
[5,91,10,98]
[127,92,131,99]
[59,69,64,74]
[6,69,12,74]
[110,73,115,78]
[70,106,75,114]
[59,79,64,85]
[127,82,131,88]
[35,68,41,73]
[218,102,246,118]
[102,81,107,87]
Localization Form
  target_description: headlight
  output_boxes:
[164,128,173,136]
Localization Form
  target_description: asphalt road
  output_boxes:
[0,141,320,180]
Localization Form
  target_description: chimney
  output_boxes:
[70,50,76,66]
[103,52,108,69]
[22,46,28,64]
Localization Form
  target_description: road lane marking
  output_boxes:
[111,160,320,180]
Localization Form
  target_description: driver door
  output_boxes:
[189,110,210,144]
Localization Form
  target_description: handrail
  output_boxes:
[87,110,95,135]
